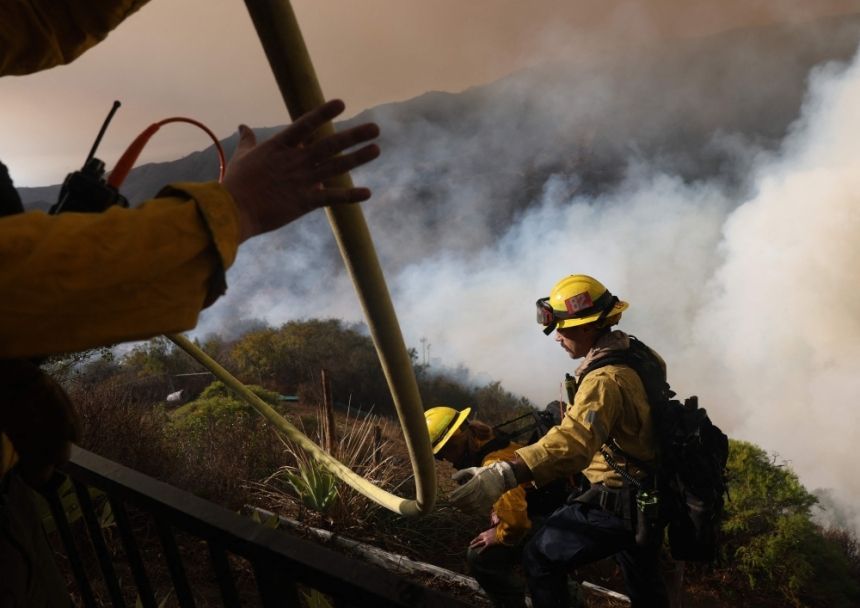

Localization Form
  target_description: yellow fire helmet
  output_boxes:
[536,274,629,335]
[424,406,471,454]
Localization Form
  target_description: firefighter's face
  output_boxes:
[435,427,473,469]
[555,323,599,359]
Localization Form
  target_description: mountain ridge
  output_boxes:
[17,13,860,274]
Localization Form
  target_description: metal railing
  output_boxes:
[43,446,470,607]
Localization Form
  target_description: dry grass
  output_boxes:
[256,404,413,528]
[67,382,176,481]
[248,401,488,573]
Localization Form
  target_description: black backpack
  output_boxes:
[492,401,564,447]
[578,336,729,562]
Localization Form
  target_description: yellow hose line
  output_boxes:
[168,334,423,515]
[170,0,437,517]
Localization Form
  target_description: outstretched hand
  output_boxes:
[223,99,380,242]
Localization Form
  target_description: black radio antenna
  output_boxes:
[84,100,121,166]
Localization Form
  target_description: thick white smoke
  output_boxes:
[197,45,860,532]
[691,56,860,531]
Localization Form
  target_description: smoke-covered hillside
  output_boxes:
[19,14,860,533]
[22,15,860,238]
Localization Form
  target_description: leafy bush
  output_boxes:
[718,440,860,607]
[164,381,288,506]
[472,380,534,426]
[417,369,477,410]
[169,381,281,432]
[229,320,393,415]
[417,374,534,429]
[122,336,209,381]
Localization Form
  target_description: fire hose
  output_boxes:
[163,0,436,516]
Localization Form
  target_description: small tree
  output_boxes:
[720,440,860,607]
[473,380,534,426]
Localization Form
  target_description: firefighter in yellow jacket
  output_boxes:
[0,2,381,605]
[426,406,543,608]
[448,275,669,608]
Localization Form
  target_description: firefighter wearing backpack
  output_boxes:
[426,406,574,608]
[448,274,670,608]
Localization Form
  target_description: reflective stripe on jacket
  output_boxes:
[0,182,240,359]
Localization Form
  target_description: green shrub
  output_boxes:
[472,380,534,426]
[170,381,280,432]
[721,440,860,607]
[164,381,287,505]
[228,319,392,414]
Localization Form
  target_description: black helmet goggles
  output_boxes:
[535,290,619,335]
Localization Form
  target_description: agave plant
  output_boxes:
[257,397,403,526]
[279,459,338,513]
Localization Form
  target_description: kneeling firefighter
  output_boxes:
[426,406,570,608]
[447,274,670,608]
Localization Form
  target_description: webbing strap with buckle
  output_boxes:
[574,485,631,519]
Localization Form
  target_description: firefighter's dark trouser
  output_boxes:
[467,542,527,608]
[522,501,668,608]
[0,472,71,607]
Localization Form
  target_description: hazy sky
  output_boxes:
[2,0,860,186]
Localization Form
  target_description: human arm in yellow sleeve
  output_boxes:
[0,181,238,358]
[0,100,380,358]
[449,370,628,515]
[0,100,380,483]
[0,0,150,76]
[515,369,624,487]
